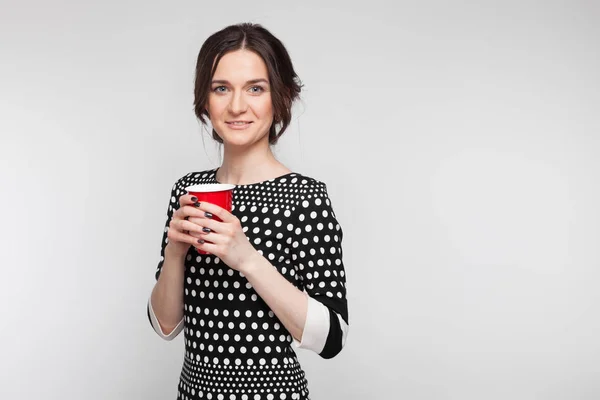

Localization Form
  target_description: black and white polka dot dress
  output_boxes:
[150,168,349,400]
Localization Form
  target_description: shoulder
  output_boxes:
[284,172,328,194]
[284,172,326,189]
[284,172,336,210]
[285,173,343,233]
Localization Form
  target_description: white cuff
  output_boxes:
[293,295,331,353]
[337,312,349,348]
[148,296,184,341]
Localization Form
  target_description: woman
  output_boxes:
[147,23,349,400]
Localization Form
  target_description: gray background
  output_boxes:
[1,0,600,399]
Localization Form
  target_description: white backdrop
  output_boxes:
[2,1,600,399]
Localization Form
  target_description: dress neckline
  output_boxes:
[212,168,297,188]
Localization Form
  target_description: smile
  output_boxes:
[225,121,253,130]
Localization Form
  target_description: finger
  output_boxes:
[196,202,235,223]
[186,220,226,244]
[173,204,209,221]
[188,216,230,235]
[178,194,200,207]
[193,231,223,245]
[167,226,205,247]
[186,215,223,234]
[172,218,207,235]
[193,240,219,255]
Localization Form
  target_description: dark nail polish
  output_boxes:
[197,239,205,244]
[191,196,198,202]
[202,227,211,233]
[194,202,201,207]
[205,212,213,218]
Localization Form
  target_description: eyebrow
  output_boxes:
[211,78,269,85]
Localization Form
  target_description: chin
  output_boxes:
[215,134,253,148]
[215,126,270,147]
[223,138,253,147]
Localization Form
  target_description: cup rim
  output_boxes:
[185,183,236,193]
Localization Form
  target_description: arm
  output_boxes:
[290,181,349,358]
[238,251,345,359]
[148,245,186,339]
[147,180,189,340]
[242,182,350,358]
[238,252,308,344]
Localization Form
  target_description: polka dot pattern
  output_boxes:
[154,169,348,400]
[177,356,308,400]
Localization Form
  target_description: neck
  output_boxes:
[217,141,289,185]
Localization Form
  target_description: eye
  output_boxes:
[212,86,227,93]
[249,86,265,94]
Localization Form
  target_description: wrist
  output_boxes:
[164,243,188,263]
[238,251,265,276]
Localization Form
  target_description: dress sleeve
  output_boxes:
[146,179,185,340]
[291,181,349,359]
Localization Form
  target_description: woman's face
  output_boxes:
[207,49,274,148]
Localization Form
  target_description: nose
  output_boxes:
[228,91,247,114]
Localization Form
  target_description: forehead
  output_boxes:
[212,50,269,82]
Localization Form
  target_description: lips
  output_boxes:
[225,121,253,130]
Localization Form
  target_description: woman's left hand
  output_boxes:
[189,202,259,272]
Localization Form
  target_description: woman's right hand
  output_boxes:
[165,195,208,257]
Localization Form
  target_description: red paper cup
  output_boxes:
[186,183,235,254]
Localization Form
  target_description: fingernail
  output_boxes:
[194,202,201,207]
[197,239,205,244]
[191,196,198,202]
[205,212,213,218]
[202,227,211,233]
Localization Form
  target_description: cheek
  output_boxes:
[254,98,274,119]
[207,97,225,117]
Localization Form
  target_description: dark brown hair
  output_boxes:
[193,23,303,145]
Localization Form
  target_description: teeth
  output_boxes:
[230,122,249,125]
